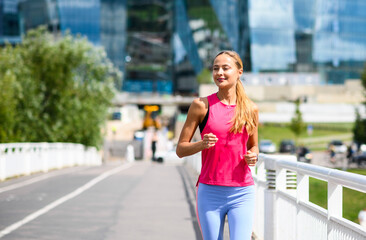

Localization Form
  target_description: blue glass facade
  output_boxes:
[0,0,21,44]
[100,0,127,90]
[209,0,251,70]
[249,0,296,72]
[312,0,366,83]
[210,0,239,53]
[175,0,203,74]
[57,0,100,45]
[1,0,366,90]
[313,0,366,64]
[294,0,316,31]
[123,0,173,94]
[18,0,59,36]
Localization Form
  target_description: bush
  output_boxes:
[0,27,121,148]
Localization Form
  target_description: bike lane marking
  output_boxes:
[0,167,91,194]
[0,163,133,238]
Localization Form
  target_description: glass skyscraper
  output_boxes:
[100,0,127,90]
[123,0,172,93]
[0,0,21,44]
[1,0,366,92]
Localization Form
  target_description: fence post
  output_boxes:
[328,181,342,218]
[0,145,6,181]
[42,143,49,173]
[58,143,64,168]
[327,181,342,238]
[126,144,135,162]
[276,167,287,191]
[296,172,309,239]
[256,157,266,182]
[23,143,31,176]
[264,156,277,240]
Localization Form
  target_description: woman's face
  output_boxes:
[212,54,243,89]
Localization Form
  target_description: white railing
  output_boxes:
[0,142,102,181]
[184,153,366,240]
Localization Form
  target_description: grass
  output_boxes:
[309,169,366,224]
[258,123,354,151]
[309,177,328,209]
[260,122,364,224]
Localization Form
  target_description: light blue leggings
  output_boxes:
[196,183,255,240]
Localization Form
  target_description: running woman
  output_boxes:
[176,50,259,240]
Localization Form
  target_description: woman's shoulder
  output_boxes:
[191,96,208,110]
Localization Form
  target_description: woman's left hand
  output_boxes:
[244,150,258,166]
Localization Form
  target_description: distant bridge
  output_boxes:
[112,92,194,107]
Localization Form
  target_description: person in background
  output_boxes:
[346,144,354,164]
[176,50,259,240]
[329,144,336,163]
[151,128,158,161]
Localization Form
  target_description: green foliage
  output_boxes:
[353,108,366,145]
[0,26,121,148]
[309,177,327,209]
[289,99,305,140]
[354,64,366,145]
[361,63,366,91]
[259,123,352,151]
[197,68,212,84]
[187,3,221,31]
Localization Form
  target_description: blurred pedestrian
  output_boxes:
[176,50,259,240]
[346,144,354,163]
[112,125,117,139]
[329,145,336,163]
[151,128,158,161]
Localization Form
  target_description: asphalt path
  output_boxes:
[309,151,362,170]
[0,161,202,240]
[277,151,360,170]
[3,151,349,240]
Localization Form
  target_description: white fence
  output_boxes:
[184,153,366,240]
[0,142,102,181]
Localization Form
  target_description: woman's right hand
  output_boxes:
[202,133,218,149]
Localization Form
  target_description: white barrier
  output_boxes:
[184,153,366,240]
[0,143,102,181]
[126,144,135,163]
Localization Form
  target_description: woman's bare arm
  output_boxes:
[176,97,217,158]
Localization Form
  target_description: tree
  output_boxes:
[197,68,213,84]
[290,98,305,140]
[353,108,366,147]
[0,26,121,147]
[353,65,366,146]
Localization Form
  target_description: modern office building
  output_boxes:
[1,0,366,94]
[0,0,21,43]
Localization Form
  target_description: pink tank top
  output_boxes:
[198,93,254,187]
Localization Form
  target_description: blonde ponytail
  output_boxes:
[230,80,258,135]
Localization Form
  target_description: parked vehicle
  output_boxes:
[351,144,366,166]
[297,146,312,163]
[328,140,347,153]
[259,139,276,153]
[352,152,366,166]
[279,139,296,153]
